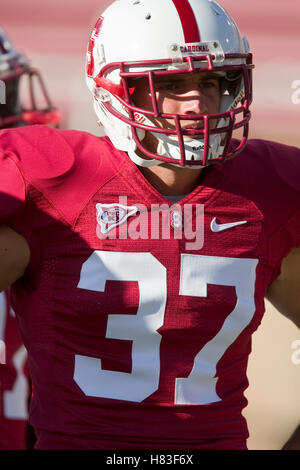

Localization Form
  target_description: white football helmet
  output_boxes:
[86,0,254,167]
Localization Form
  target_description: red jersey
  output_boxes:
[0,291,29,449]
[0,125,299,450]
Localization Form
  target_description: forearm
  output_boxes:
[0,225,30,290]
[266,247,300,329]
[266,280,300,329]
[282,424,300,450]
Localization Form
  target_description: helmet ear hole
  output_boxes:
[221,72,243,97]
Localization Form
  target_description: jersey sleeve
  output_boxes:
[264,141,300,282]
[284,209,300,246]
[0,150,26,221]
[228,139,300,283]
[0,125,109,227]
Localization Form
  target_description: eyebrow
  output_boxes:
[154,73,220,83]
[200,73,220,80]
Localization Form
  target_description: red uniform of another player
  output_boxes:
[0,27,60,449]
[0,125,299,449]
[0,291,29,449]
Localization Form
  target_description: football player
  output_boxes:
[0,28,60,449]
[0,0,299,450]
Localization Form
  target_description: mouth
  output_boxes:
[181,121,204,131]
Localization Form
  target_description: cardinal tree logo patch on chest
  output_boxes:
[96,203,138,234]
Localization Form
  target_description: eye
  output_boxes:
[199,80,218,89]
[157,83,174,91]
[156,81,187,94]
[198,79,221,95]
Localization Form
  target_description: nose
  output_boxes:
[181,87,209,115]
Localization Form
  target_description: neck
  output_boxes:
[138,163,204,196]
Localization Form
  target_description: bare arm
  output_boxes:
[266,246,300,329]
[266,246,300,449]
[281,424,300,450]
[0,224,30,291]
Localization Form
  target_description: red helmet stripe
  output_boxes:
[87,17,104,78]
[171,0,201,43]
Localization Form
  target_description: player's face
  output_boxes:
[131,72,221,156]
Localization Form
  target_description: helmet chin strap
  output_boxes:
[154,132,224,168]
[127,143,159,167]
[127,114,224,169]
[127,126,158,167]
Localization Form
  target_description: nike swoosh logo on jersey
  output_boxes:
[210,217,248,232]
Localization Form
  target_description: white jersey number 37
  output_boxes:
[74,251,257,405]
